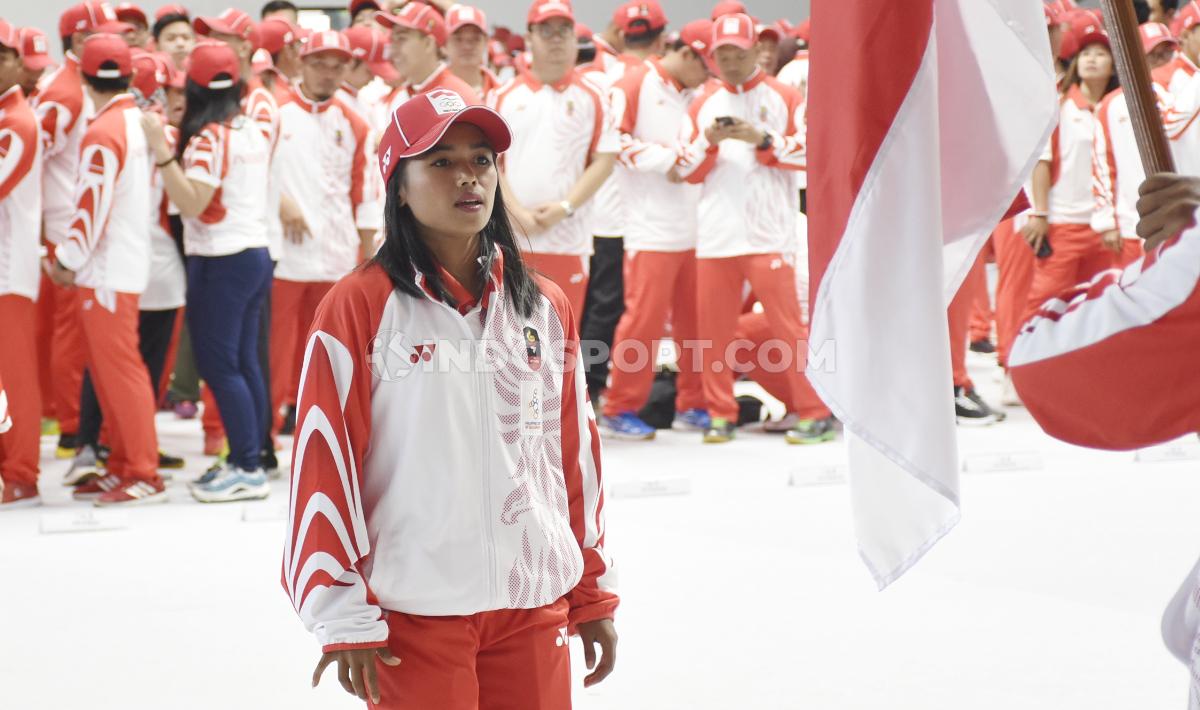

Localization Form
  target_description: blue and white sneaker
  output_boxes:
[191,464,270,503]
[189,459,225,489]
[600,412,656,441]
[671,408,711,432]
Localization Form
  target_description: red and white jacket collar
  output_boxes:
[416,248,505,315]
[288,82,334,113]
[89,92,136,123]
[718,66,767,94]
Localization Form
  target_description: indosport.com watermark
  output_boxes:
[366,331,837,382]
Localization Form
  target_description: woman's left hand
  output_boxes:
[139,111,171,163]
[1100,229,1123,253]
[532,202,569,229]
[577,618,618,688]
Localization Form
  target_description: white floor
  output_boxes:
[1,352,1197,710]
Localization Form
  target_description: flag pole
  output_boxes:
[1097,0,1176,175]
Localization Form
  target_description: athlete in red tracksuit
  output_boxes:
[676,12,806,444]
[286,90,617,709]
[1009,171,1200,710]
[597,20,712,441]
[270,31,379,438]
[0,18,44,509]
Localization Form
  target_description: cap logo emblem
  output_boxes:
[381,145,393,175]
[427,89,465,115]
[722,17,741,34]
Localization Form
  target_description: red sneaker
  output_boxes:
[71,473,125,501]
[0,482,40,509]
[95,478,167,507]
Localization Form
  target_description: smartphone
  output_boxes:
[1036,235,1052,259]
[716,116,736,127]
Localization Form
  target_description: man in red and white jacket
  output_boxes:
[1160,2,1200,176]
[0,18,44,509]
[377,1,480,113]
[35,1,132,457]
[444,5,502,98]
[339,25,397,134]
[490,0,618,316]
[45,33,163,507]
[271,30,380,438]
[1010,173,1200,710]
[598,19,712,440]
[676,12,806,443]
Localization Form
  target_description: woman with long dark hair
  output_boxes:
[282,90,618,708]
[140,40,273,503]
[1021,23,1121,312]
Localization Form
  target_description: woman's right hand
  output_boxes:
[1020,215,1049,253]
[312,646,401,705]
[139,111,171,163]
[280,193,311,244]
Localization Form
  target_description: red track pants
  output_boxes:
[603,250,704,417]
[367,599,572,710]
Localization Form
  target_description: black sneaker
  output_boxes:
[280,405,297,436]
[55,433,80,460]
[158,451,185,469]
[954,386,1005,426]
[262,449,281,480]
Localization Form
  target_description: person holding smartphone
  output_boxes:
[285,89,618,708]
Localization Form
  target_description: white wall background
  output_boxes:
[8,0,810,61]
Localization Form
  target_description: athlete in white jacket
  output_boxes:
[288,89,617,709]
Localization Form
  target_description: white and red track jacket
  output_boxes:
[775,51,809,192]
[1041,85,1098,226]
[1091,88,1156,240]
[1009,220,1200,449]
[33,53,92,246]
[142,124,184,311]
[581,64,624,240]
[1154,55,1200,177]
[677,68,804,258]
[0,372,10,434]
[490,71,620,256]
[281,256,617,651]
[610,58,699,253]
[385,63,481,116]
[0,85,43,301]
[274,86,380,283]
[243,75,282,259]
[180,117,272,257]
[56,94,151,300]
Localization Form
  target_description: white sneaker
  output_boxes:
[191,465,270,503]
[1001,373,1024,408]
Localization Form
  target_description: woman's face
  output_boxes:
[400,123,498,240]
[166,87,185,127]
[1077,43,1113,82]
[158,21,195,68]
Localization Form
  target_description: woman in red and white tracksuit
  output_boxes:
[1022,25,1122,314]
[284,90,618,709]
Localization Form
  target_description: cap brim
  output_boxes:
[1079,31,1110,49]
[529,11,575,25]
[96,21,136,34]
[1144,37,1179,52]
[194,17,236,37]
[368,60,399,82]
[301,47,352,60]
[448,21,488,35]
[22,55,53,71]
[398,105,513,160]
[712,37,755,51]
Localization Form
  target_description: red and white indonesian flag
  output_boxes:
[807,0,1057,588]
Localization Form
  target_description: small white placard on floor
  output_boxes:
[1135,441,1200,463]
[610,477,691,498]
[39,510,128,535]
[962,451,1043,474]
[242,503,288,523]
[788,465,847,487]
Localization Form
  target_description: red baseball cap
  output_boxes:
[258,17,298,55]
[679,18,713,55]
[446,5,488,35]
[1140,22,1178,53]
[194,8,255,41]
[711,12,756,50]
[187,39,240,89]
[527,0,574,26]
[59,2,134,39]
[1058,9,1103,59]
[1173,1,1200,36]
[349,0,380,17]
[1076,22,1110,51]
[162,51,184,88]
[155,5,189,22]
[615,1,667,36]
[757,22,780,43]
[378,89,511,184]
[251,46,272,73]
[130,48,167,96]
[301,29,352,60]
[793,18,810,42]
[115,3,148,28]
[80,32,132,78]
[343,26,398,80]
[710,0,747,21]
[376,2,447,46]
[0,19,18,52]
[18,27,54,71]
